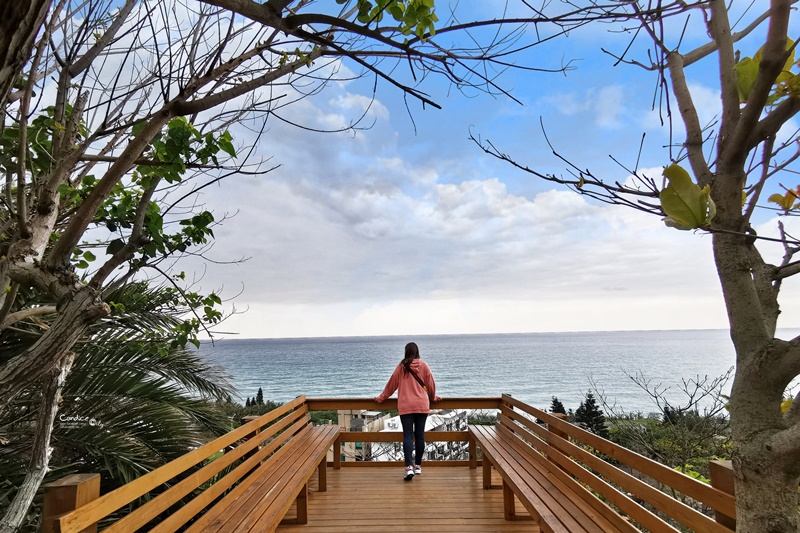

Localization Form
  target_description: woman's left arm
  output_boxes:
[375,365,401,402]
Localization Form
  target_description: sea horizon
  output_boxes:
[201,326,800,344]
[196,329,800,414]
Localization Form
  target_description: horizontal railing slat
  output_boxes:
[339,460,475,467]
[337,430,467,443]
[306,397,502,411]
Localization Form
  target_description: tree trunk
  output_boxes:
[0,0,51,109]
[0,284,108,407]
[0,353,73,533]
[733,434,800,532]
[728,341,800,533]
[713,222,800,532]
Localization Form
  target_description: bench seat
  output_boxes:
[470,424,636,533]
[186,423,341,533]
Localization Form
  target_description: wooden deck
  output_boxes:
[278,465,538,532]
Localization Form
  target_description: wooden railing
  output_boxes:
[40,395,736,532]
[497,394,736,532]
[306,397,501,467]
[46,396,316,533]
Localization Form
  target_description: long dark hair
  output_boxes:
[401,342,420,371]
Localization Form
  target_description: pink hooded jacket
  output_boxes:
[375,359,437,415]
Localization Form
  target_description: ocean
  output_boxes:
[196,329,799,415]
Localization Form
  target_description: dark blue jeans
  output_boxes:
[400,413,427,467]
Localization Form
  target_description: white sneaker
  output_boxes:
[413,465,421,475]
[404,465,414,481]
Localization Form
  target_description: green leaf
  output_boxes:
[131,121,147,136]
[219,131,236,157]
[734,57,759,102]
[83,251,97,262]
[659,164,716,230]
[107,239,125,255]
[389,4,404,20]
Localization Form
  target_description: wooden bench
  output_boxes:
[471,424,635,533]
[53,396,341,533]
[469,394,736,533]
[185,423,340,532]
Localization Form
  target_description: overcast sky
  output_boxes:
[173,1,800,339]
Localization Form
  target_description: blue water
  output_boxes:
[196,329,799,415]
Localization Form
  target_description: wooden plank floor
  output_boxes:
[277,465,538,532]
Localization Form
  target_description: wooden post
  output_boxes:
[548,413,569,440]
[546,413,570,472]
[333,435,342,470]
[41,473,100,533]
[317,457,328,492]
[709,460,736,530]
[240,415,260,431]
[240,415,261,477]
[240,415,260,450]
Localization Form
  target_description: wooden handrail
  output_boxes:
[306,397,502,411]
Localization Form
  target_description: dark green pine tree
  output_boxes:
[575,392,608,438]
[245,397,251,408]
[256,387,264,406]
[550,396,567,414]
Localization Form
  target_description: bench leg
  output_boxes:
[318,458,327,492]
[469,437,477,469]
[502,480,516,520]
[482,456,492,489]
[296,483,308,525]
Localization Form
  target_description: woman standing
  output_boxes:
[375,342,440,480]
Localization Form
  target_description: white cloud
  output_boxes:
[542,85,626,129]
[195,140,740,339]
[595,86,625,128]
[84,1,796,340]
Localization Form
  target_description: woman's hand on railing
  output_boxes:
[433,395,442,402]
